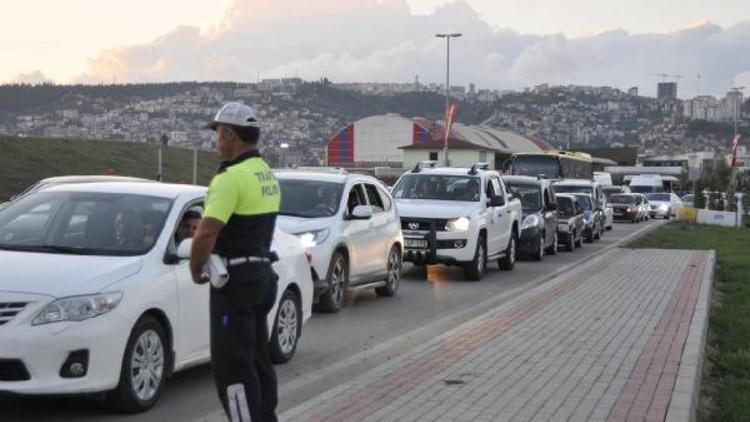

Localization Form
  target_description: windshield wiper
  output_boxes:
[0,244,99,255]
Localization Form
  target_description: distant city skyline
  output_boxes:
[2,0,749,97]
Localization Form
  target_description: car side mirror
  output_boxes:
[177,239,193,259]
[349,205,373,220]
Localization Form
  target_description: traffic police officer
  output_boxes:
[190,102,281,422]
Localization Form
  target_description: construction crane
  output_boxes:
[650,73,684,82]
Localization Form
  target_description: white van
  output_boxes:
[593,172,613,186]
[629,174,664,194]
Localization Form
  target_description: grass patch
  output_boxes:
[630,221,750,421]
[0,135,221,201]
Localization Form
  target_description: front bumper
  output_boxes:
[611,209,637,220]
[402,222,475,265]
[650,207,670,218]
[518,226,542,254]
[0,303,132,395]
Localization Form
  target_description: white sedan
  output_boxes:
[0,182,312,412]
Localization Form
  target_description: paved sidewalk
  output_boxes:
[281,248,714,422]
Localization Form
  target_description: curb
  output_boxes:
[665,250,715,422]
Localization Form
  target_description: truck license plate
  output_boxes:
[405,239,428,249]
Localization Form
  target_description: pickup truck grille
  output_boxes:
[0,302,28,326]
[401,218,449,232]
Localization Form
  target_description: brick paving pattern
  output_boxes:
[281,248,711,422]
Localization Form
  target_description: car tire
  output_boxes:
[376,246,401,296]
[108,316,168,413]
[546,231,558,255]
[531,233,544,261]
[317,251,347,313]
[498,231,517,271]
[464,234,487,281]
[566,231,575,252]
[270,289,301,364]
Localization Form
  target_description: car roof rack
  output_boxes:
[412,160,437,173]
[468,162,490,175]
[276,166,348,174]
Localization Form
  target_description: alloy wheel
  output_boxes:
[130,330,164,402]
[277,297,298,355]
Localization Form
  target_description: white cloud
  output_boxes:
[75,0,750,97]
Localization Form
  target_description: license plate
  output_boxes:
[405,239,428,249]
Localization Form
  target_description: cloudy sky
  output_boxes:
[2,0,749,97]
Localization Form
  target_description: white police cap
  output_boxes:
[206,102,259,130]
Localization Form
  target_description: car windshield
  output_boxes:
[573,195,593,210]
[278,179,344,218]
[553,185,593,196]
[556,197,576,217]
[646,193,670,201]
[0,191,172,256]
[392,175,481,202]
[506,183,541,211]
[609,194,635,204]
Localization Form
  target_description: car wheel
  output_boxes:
[270,289,301,364]
[376,246,402,296]
[547,231,558,255]
[464,234,487,281]
[532,233,544,261]
[108,316,167,413]
[498,231,517,271]
[317,251,347,313]
[566,231,575,251]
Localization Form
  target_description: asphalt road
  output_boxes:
[1,220,662,421]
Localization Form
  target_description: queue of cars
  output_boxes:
[0,165,661,412]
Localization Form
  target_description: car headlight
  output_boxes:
[445,217,470,232]
[32,292,123,325]
[297,228,330,249]
[521,214,540,230]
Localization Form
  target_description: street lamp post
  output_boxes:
[436,32,462,166]
[731,86,746,195]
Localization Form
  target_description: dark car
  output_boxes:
[602,185,630,200]
[555,193,584,251]
[607,193,646,223]
[502,176,558,261]
[571,193,602,242]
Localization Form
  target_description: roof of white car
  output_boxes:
[274,170,375,184]
[40,175,155,184]
[553,178,596,186]
[408,167,497,177]
[43,182,207,199]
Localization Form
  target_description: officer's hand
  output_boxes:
[191,270,210,285]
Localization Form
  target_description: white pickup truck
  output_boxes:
[391,162,523,281]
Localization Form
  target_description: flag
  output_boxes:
[444,104,457,144]
[731,134,741,169]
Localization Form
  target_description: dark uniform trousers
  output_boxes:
[210,262,279,422]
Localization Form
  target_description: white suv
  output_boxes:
[275,170,404,312]
[391,163,522,281]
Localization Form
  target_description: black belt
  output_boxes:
[223,251,279,267]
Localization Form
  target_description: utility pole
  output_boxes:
[436,32,462,166]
